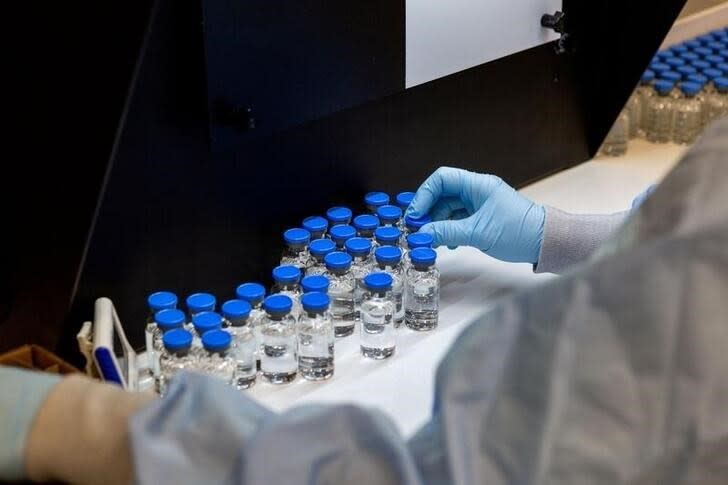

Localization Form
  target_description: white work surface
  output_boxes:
[246,139,687,438]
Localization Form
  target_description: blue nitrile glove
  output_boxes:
[407,167,545,264]
[631,184,657,212]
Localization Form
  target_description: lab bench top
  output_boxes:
[245,139,687,439]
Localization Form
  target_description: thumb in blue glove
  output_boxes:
[407,167,545,264]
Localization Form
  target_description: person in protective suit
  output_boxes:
[2,118,728,485]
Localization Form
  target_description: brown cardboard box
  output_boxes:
[0,345,79,375]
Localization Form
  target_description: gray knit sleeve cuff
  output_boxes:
[534,207,628,274]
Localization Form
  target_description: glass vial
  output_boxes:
[360,273,396,359]
[260,295,298,384]
[297,292,335,380]
[221,299,257,390]
[405,248,440,332]
[323,251,357,337]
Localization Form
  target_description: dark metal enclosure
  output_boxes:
[43,0,684,362]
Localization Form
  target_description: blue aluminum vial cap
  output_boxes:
[345,237,372,256]
[222,299,251,320]
[163,328,193,353]
[283,228,311,246]
[324,251,352,271]
[263,294,293,315]
[714,76,728,92]
[687,73,708,86]
[375,246,403,265]
[309,238,336,257]
[192,311,223,333]
[676,65,697,77]
[659,71,681,83]
[395,191,415,209]
[704,68,723,79]
[364,191,390,208]
[653,80,675,95]
[201,329,232,352]
[404,214,432,231]
[640,70,655,84]
[407,232,434,249]
[302,216,328,235]
[329,224,357,243]
[272,265,301,284]
[679,81,701,96]
[691,59,711,70]
[301,292,330,313]
[376,204,403,224]
[235,283,266,305]
[186,292,216,313]
[154,309,186,331]
[301,275,330,294]
[649,62,670,73]
[364,272,393,291]
[410,247,437,266]
[326,206,353,225]
[374,226,402,245]
[665,57,685,67]
[678,52,699,62]
[147,291,178,311]
[353,214,380,232]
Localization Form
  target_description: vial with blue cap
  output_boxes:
[374,246,405,327]
[691,59,711,72]
[326,206,353,226]
[705,76,728,126]
[600,108,629,156]
[678,51,699,63]
[280,228,311,273]
[673,82,703,145]
[706,54,725,67]
[222,299,257,389]
[157,328,194,396]
[260,294,298,384]
[144,291,178,372]
[302,215,328,240]
[374,226,402,249]
[401,214,432,247]
[147,308,186,379]
[360,272,396,360]
[353,214,380,239]
[329,224,357,249]
[192,311,224,345]
[235,282,267,362]
[297,292,334,380]
[301,274,330,294]
[636,70,656,138]
[199,329,236,385]
[271,265,302,316]
[323,251,357,337]
[307,238,336,276]
[376,204,403,228]
[405,248,440,331]
[404,232,435,271]
[695,46,713,58]
[345,237,375,319]
[364,191,390,213]
[186,292,216,318]
[395,191,415,212]
[646,80,676,143]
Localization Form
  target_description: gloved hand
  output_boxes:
[407,167,545,264]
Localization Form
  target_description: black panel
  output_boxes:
[1,2,152,354]
[202,0,405,150]
[566,0,686,153]
[58,0,685,363]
